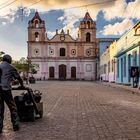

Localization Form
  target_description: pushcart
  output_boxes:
[12,87,43,122]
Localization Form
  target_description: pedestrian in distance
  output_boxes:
[0,54,25,133]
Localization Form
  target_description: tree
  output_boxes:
[13,57,37,75]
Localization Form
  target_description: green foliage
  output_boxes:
[12,57,37,74]
[13,61,29,72]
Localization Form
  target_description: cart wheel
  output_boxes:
[30,110,35,122]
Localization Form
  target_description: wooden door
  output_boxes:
[71,67,76,79]
[59,65,66,80]
[49,67,54,78]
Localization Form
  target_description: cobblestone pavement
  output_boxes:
[1,81,140,140]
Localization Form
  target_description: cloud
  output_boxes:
[102,0,126,20]
[47,31,56,38]
[102,0,140,20]
[2,21,6,25]
[0,0,116,22]
[124,0,140,19]
[0,0,139,22]
[101,19,134,36]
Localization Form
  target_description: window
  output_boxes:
[133,51,137,66]
[87,21,90,28]
[60,48,65,56]
[34,20,39,28]
[86,33,91,42]
[35,32,39,41]
[108,61,110,73]
[117,59,119,78]
[112,59,114,72]
[104,64,106,74]
[124,56,126,77]
[128,54,131,82]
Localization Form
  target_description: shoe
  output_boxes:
[13,125,19,131]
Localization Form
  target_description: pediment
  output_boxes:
[134,21,140,36]
[49,34,76,42]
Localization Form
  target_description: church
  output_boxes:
[27,11,98,80]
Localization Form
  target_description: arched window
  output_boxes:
[86,33,91,42]
[60,48,65,56]
[87,21,90,28]
[35,32,39,41]
[34,19,39,28]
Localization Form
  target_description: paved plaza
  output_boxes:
[1,81,140,140]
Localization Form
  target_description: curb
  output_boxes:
[98,82,140,95]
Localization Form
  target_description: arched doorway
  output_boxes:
[59,64,66,80]
[71,67,76,79]
[49,67,55,78]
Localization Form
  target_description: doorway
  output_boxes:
[49,67,55,78]
[71,67,76,79]
[59,64,66,80]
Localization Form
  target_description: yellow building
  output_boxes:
[109,41,117,82]
[100,47,110,81]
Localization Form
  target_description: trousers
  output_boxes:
[0,88,19,130]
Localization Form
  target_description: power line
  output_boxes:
[26,0,43,8]
[1,0,118,18]
[35,0,118,15]
[0,0,19,11]
[0,0,14,7]
[63,0,118,10]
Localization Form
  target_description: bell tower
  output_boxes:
[28,11,46,42]
[78,12,96,43]
[28,11,46,59]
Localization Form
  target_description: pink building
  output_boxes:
[27,12,98,80]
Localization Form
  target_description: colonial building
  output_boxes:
[115,21,140,85]
[100,21,140,87]
[100,41,117,82]
[100,47,110,81]
[27,12,98,80]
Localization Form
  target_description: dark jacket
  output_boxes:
[0,61,23,90]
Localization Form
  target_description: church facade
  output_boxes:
[27,12,98,80]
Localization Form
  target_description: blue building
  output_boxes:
[115,21,140,86]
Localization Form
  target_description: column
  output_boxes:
[67,60,71,79]
[55,60,59,79]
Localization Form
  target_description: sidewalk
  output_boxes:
[99,81,140,94]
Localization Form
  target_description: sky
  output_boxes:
[0,0,139,60]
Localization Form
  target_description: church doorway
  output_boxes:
[59,64,66,80]
[49,67,55,78]
[71,67,76,79]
